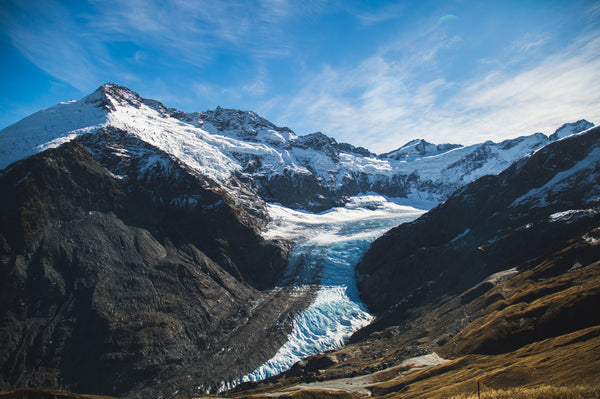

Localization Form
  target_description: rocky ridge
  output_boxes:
[380,139,463,160]
[356,125,600,314]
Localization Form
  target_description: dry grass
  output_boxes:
[370,365,414,383]
[366,325,600,398]
[439,258,600,358]
[447,384,600,399]
[236,389,360,399]
[229,230,600,399]
[0,388,116,399]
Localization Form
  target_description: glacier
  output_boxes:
[219,196,426,391]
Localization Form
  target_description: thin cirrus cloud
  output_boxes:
[341,2,406,26]
[270,30,600,153]
[1,0,107,92]
[1,0,302,92]
[440,14,458,22]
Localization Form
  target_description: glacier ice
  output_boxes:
[223,196,425,390]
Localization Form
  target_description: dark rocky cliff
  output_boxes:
[0,131,311,397]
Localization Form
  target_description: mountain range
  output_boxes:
[1,84,592,211]
[0,83,598,398]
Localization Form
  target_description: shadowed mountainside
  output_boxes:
[0,132,315,398]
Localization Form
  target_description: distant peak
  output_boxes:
[404,138,430,146]
[380,139,462,159]
[200,107,293,134]
[549,119,594,141]
[206,106,261,120]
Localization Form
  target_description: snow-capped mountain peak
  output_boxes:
[85,83,175,117]
[85,83,143,110]
[0,91,108,170]
[199,106,297,146]
[548,119,595,141]
[0,83,596,211]
[380,139,463,160]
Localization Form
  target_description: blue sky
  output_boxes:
[1,0,600,153]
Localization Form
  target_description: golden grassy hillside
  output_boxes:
[227,228,600,399]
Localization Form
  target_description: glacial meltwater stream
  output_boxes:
[224,195,428,389]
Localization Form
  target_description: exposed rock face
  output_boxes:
[1,83,598,398]
[199,106,297,145]
[2,84,593,213]
[227,224,600,398]
[0,133,313,398]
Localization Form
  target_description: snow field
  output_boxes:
[0,98,107,170]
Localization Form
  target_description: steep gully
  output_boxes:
[219,196,427,391]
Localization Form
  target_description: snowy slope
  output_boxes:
[549,120,594,141]
[511,146,600,208]
[0,97,107,170]
[0,83,595,209]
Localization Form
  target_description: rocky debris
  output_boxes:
[1,83,599,398]
[225,129,600,399]
[277,354,340,379]
[305,355,339,373]
[0,387,117,399]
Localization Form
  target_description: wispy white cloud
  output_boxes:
[341,2,406,25]
[510,33,550,53]
[440,14,458,22]
[271,30,600,153]
[450,34,600,137]
[243,79,269,96]
[1,0,308,92]
[1,0,109,91]
[3,0,598,152]
[587,1,600,19]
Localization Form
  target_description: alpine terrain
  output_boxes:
[0,83,598,398]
